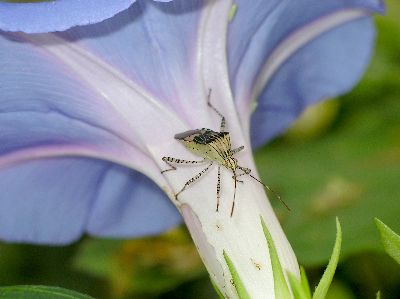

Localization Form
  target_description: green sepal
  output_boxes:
[0,285,94,299]
[287,272,311,299]
[210,276,225,299]
[376,291,381,299]
[300,267,312,298]
[223,250,251,299]
[312,218,342,299]
[260,216,292,299]
[375,218,400,265]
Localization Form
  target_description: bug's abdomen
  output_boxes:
[182,142,219,162]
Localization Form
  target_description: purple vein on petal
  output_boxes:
[56,1,207,131]
[0,95,162,183]
[251,9,371,101]
[236,8,373,132]
[0,143,165,185]
[197,0,247,143]
[18,33,189,157]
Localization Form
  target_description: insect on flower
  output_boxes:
[162,90,290,216]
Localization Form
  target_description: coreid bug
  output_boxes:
[162,90,289,216]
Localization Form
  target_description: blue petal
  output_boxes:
[0,30,180,243]
[0,32,137,157]
[88,164,181,238]
[250,17,375,147]
[227,0,383,146]
[228,0,281,82]
[228,0,383,79]
[0,0,203,244]
[0,158,107,244]
[57,0,205,117]
[0,0,172,34]
[229,0,383,97]
[0,158,180,244]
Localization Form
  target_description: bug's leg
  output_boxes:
[229,167,251,216]
[216,166,221,212]
[161,156,206,173]
[207,89,226,132]
[231,166,248,183]
[232,174,244,183]
[237,166,251,174]
[161,160,176,174]
[175,162,213,200]
[232,145,244,155]
[230,171,238,217]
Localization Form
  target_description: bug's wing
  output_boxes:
[174,129,202,140]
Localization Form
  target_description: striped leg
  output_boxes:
[207,89,226,132]
[216,166,221,212]
[232,145,244,155]
[161,156,206,173]
[231,171,238,217]
[232,165,248,183]
[232,174,244,183]
[237,165,251,174]
[175,162,213,199]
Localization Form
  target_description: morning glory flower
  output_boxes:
[0,0,383,298]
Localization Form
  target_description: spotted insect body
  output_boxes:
[175,128,234,168]
[162,90,289,216]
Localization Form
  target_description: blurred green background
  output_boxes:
[1,1,400,298]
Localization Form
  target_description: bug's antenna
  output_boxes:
[249,174,291,211]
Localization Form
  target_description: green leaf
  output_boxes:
[260,216,292,299]
[375,218,400,265]
[0,285,94,299]
[376,291,381,299]
[210,277,225,299]
[223,251,251,299]
[312,218,342,299]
